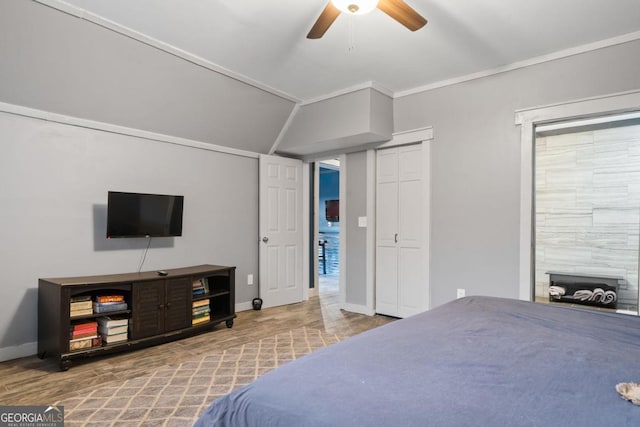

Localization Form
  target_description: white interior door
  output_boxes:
[259,154,303,308]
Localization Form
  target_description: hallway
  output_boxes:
[319,231,339,294]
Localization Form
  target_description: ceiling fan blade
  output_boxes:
[307,2,341,39]
[377,0,427,31]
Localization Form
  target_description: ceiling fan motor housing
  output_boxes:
[332,0,379,15]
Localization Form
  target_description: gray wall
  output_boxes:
[0,0,294,155]
[345,152,368,306]
[0,0,273,360]
[0,112,259,360]
[2,0,639,359]
[394,40,640,308]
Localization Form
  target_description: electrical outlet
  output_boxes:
[248,274,254,285]
[456,288,465,299]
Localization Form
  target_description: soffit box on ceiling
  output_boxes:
[276,88,393,157]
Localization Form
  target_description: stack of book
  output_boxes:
[93,295,128,314]
[97,316,129,345]
[192,299,211,325]
[192,278,209,297]
[69,321,99,351]
[70,295,93,317]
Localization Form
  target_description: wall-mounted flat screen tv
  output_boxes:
[106,191,184,238]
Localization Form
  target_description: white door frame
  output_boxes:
[310,158,344,305]
[302,162,310,302]
[309,162,320,298]
[515,89,640,301]
[339,154,347,308]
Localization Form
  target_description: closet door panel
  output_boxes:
[377,149,398,183]
[377,181,398,246]
[399,179,422,247]
[375,246,399,316]
[398,145,422,181]
[398,246,425,318]
[376,147,399,316]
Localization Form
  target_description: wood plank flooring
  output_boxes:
[0,290,394,406]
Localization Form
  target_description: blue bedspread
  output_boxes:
[195,296,640,426]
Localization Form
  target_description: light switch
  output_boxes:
[358,216,367,227]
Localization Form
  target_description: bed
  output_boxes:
[195,296,640,426]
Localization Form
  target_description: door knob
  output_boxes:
[262,236,269,243]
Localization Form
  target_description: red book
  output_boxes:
[72,324,98,335]
[73,321,97,330]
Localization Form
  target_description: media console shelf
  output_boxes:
[38,264,235,371]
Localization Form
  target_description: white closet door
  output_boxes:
[375,149,399,316]
[397,145,425,318]
[375,143,428,318]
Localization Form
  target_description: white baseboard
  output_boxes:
[236,301,253,312]
[341,303,375,316]
[0,341,37,362]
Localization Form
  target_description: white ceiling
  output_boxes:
[55,0,640,102]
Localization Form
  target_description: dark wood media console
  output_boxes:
[38,264,235,371]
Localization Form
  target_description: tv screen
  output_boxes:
[106,191,184,238]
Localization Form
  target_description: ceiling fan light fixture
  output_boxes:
[332,0,379,15]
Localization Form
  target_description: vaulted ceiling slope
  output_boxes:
[1,0,640,156]
[0,0,295,155]
[56,0,640,100]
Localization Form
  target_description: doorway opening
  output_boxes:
[316,159,340,296]
[533,114,640,314]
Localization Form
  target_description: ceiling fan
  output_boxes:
[307,0,427,39]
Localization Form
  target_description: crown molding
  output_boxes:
[33,0,300,103]
[394,30,640,99]
[0,101,260,159]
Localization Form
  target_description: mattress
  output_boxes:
[195,296,640,426]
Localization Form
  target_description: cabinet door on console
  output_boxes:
[131,280,165,339]
[164,277,192,332]
[131,278,193,339]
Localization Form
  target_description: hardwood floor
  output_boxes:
[0,290,394,406]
